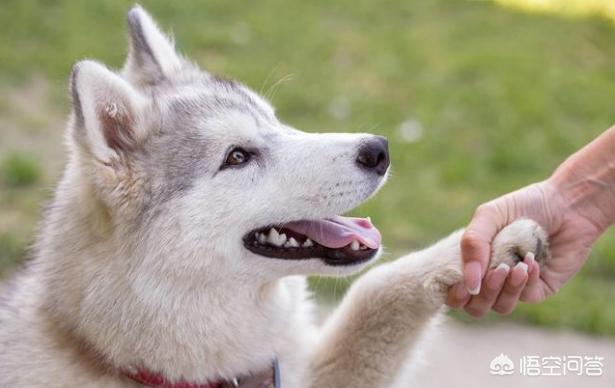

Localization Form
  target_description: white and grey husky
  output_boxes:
[0,6,549,388]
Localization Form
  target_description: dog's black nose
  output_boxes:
[356,136,390,176]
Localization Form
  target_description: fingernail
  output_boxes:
[516,262,529,273]
[468,285,480,295]
[510,262,529,287]
[524,252,535,265]
[496,263,510,272]
[464,262,482,295]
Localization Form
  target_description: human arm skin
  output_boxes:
[447,125,615,317]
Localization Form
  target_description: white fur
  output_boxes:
[122,5,184,86]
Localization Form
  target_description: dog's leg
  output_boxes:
[308,219,549,388]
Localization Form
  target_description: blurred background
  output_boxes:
[1,0,615,385]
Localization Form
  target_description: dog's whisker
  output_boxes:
[265,73,295,101]
[259,62,281,95]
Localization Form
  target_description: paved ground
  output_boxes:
[392,320,615,388]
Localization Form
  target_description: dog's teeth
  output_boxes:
[258,233,266,244]
[279,233,287,246]
[303,239,313,248]
[267,228,281,246]
[285,237,299,248]
[351,240,360,251]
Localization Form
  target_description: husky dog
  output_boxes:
[0,6,550,388]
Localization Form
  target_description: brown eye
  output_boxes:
[224,147,250,167]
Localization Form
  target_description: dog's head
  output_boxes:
[68,6,389,282]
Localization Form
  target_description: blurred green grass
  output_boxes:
[1,0,615,335]
[2,152,41,187]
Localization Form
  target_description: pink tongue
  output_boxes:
[284,216,381,249]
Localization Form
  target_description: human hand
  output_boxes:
[447,179,604,317]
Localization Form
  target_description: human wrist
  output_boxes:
[549,160,615,234]
[548,125,615,234]
[534,178,568,224]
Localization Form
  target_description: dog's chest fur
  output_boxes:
[0,257,318,387]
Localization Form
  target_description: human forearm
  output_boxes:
[549,125,615,233]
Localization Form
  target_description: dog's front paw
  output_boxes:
[490,219,550,269]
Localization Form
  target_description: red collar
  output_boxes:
[123,369,229,388]
[122,359,279,388]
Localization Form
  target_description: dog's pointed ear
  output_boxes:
[70,60,148,163]
[122,5,183,86]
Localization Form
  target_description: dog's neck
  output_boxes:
[36,169,306,383]
[42,247,295,383]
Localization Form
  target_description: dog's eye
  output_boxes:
[223,147,250,167]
